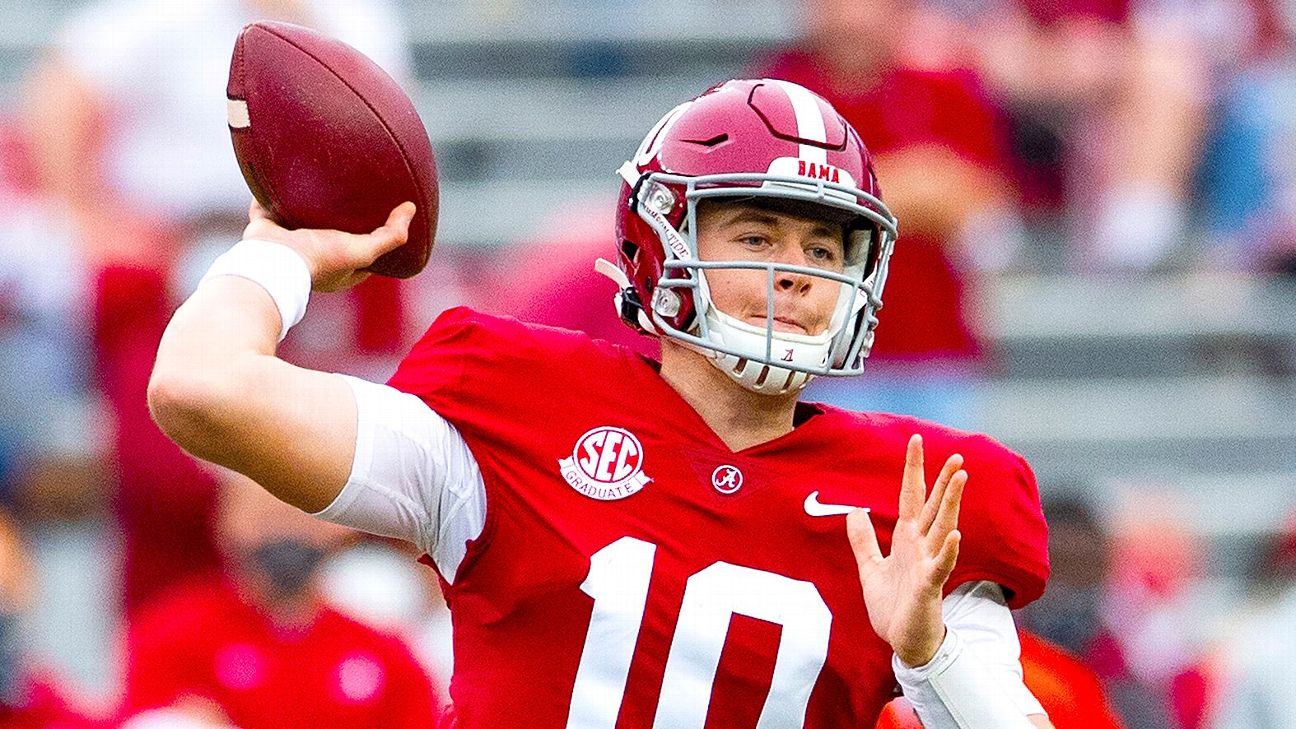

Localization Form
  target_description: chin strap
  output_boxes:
[594,258,631,321]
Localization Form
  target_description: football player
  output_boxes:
[149,79,1052,728]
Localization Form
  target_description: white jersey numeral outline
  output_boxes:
[566,536,832,729]
[567,537,656,728]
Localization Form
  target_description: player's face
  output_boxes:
[695,201,847,336]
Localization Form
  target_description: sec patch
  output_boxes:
[558,426,651,501]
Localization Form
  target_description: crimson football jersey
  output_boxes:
[388,308,1049,729]
[124,578,441,728]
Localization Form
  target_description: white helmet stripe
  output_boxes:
[768,79,828,164]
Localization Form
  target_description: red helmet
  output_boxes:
[603,79,898,394]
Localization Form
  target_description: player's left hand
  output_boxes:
[848,434,967,667]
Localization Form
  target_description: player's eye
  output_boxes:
[804,242,846,272]
[807,245,838,263]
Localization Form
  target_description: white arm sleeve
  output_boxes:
[892,581,1047,728]
[311,375,487,584]
[942,581,1046,717]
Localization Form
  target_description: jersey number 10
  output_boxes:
[566,536,833,728]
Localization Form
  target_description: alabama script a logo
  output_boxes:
[558,426,651,501]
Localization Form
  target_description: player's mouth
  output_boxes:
[749,315,810,335]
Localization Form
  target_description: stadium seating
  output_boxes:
[2,0,1292,546]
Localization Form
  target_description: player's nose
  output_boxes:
[772,243,814,293]
[774,273,810,292]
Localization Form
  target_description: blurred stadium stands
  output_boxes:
[1,4,1295,707]
[0,2,1293,726]
[0,0,1292,551]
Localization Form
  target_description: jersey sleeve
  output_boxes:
[383,307,617,579]
[944,436,1049,609]
[310,375,486,584]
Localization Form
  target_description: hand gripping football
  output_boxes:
[226,21,437,278]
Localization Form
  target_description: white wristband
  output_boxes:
[893,627,1036,729]
[199,239,312,341]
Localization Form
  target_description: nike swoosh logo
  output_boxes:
[803,491,868,517]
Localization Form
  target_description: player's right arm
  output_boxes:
[147,201,416,513]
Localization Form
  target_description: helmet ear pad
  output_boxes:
[615,178,698,335]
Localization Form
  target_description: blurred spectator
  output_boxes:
[320,539,455,702]
[1198,0,1296,276]
[16,0,418,612]
[0,118,122,710]
[1104,491,1206,716]
[759,0,1023,427]
[9,2,421,704]
[95,257,223,616]
[1018,496,1176,729]
[27,0,419,365]
[0,119,108,525]
[0,507,96,728]
[959,0,1211,270]
[120,474,442,728]
[0,508,34,707]
[1015,631,1127,729]
[0,124,105,512]
[27,0,409,240]
[1207,513,1296,729]
[875,629,1126,728]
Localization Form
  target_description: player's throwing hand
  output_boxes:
[242,199,416,293]
[848,434,967,667]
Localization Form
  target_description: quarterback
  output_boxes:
[150,80,1052,728]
